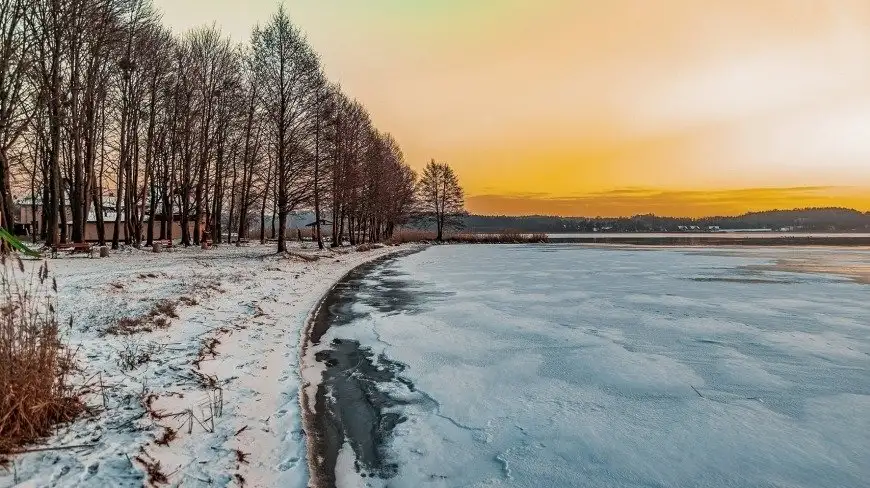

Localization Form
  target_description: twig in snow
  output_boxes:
[99,373,107,409]
[690,385,705,398]
[234,449,249,464]
[9,443,96,454]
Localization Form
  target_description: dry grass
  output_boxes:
[154,426,177,447]
[447,230,549,244]
[152,299,178,319]
[384,229,436,245]
[116,340,164,371]
[385,229,549,244]
[135,451,169,485]
[0,257,83,455]
[285,251,320,262]
[297,227,315,240]
[192,337,221,369]
[355,243,383,252]
[105,299,180,336]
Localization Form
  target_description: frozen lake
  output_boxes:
[311,245,870,487]
[546,232,870,238]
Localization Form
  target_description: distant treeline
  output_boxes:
[413,208,870,233]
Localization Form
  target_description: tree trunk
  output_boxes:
[277,208,287,253]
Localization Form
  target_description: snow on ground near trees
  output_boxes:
[1,242,409,488]
[321,244,870,487]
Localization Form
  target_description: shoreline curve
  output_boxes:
[298,245,426,488]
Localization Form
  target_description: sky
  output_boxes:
[153,0,870,217]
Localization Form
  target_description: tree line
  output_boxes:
[0,0,467,252]
[455,207,870,233]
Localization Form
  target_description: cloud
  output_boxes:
[466,186,870,217]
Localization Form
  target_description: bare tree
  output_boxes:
[417,160,464,241]
[11,1,416,251]
[251,6,319,252]
[0,0,34,232]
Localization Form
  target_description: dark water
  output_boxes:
[306,250,450,484]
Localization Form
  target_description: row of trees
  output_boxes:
[0,0,463,252]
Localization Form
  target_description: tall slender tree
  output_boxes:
[251,6,319,252]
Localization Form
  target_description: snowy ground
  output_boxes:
[316,244,870,487]
[1,241,412,488]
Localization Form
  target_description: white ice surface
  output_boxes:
[1,242,408,488]
[322,245,870,487]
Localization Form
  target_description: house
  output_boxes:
[15,194,72,237]
[14,194,197,242]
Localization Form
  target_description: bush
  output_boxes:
[0,257,82,454]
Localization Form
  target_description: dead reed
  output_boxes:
[384,229,436,245]
[447,230,549,244]
[385,229,549,244]
[0,257,83,455]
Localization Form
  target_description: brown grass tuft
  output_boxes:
[117,340,164,371]
[154,426,177,446]
[105,299,180,336]
[193,338,221,369]
[108,316,150,335]
[152,300,177,319]
[135,453,169,485]
[0,259,83,455]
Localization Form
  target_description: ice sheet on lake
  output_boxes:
[323,245,870,487]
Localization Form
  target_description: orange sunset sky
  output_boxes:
[154,0,870,217]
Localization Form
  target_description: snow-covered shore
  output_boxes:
[1,242,413,488]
